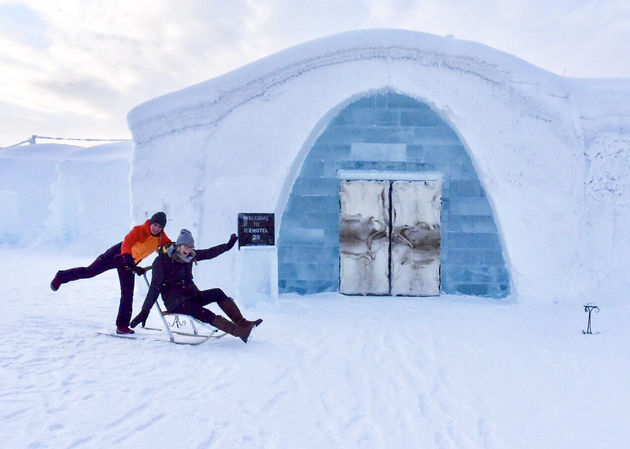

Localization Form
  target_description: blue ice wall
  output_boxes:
[278,92,510,297]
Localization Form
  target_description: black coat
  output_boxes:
[141,242,232,312]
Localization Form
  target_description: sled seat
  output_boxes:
[141,269,225,342]
[154,301,226,338]
[158,309,208,336]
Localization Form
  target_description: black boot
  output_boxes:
[219,297,263,328]
[50,271,65,291]
[210,315,254,343]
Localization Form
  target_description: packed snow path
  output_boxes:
[2,250,629,449]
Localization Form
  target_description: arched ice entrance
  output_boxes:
[278,91,510,298]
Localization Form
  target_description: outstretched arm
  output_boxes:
[195,234,238,262]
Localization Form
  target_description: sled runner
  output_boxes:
[96,324,225,345]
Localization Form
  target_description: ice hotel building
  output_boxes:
[127,29,630,302]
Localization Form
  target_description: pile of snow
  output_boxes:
[0,142,133,253]
[0,143,78,246]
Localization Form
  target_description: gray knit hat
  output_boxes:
[176,229,195,247]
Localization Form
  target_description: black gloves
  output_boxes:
[122,253,134,267]
[226,233,238,250]
[130,309,150,328]
[116,254,146,276]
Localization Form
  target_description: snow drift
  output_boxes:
[0,142,133,253]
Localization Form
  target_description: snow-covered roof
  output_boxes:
[127,29,582,144]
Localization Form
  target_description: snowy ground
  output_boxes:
[2,249,630,449]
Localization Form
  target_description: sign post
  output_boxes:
[236,213,277,303]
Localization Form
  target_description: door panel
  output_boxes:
[339,180,390,295]
[390,181,442,296]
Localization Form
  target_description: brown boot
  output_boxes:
[246,318,263,327]
[210,315,254,343]
[219,297,263,328]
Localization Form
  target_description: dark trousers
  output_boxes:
[170,288,230,324]
[57,242,135,328]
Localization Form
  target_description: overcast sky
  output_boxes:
[1,0,628,147]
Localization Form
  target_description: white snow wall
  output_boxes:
[0,142,133,253]
[40,143,133,253]
[1,144,77,246]
[127,29,630,303]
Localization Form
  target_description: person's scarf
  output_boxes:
[167,244,196,263]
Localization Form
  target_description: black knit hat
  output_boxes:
[150,211,167,227]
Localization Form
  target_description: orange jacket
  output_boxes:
[121,220,171,264]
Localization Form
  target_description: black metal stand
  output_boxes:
[582,304,599,334]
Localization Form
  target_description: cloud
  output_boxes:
[1,0,629,147]
[0,2,49,48]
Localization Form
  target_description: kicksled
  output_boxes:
[98,312,228,345]
[98,322,226,346]
[98,271,228,346]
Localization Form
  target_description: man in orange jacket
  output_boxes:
[50,211,171,334]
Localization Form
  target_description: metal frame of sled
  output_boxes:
[141,272,227,345]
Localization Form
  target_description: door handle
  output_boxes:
[367,229,387,250]
[392,229,414,248]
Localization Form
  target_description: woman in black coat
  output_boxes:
[130,229,262,342]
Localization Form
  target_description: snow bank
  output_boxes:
[0,143,79,246]
[126,29,630,304]
[39,142,133,253]
[568,79,630,299]
[0,142,133,252]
